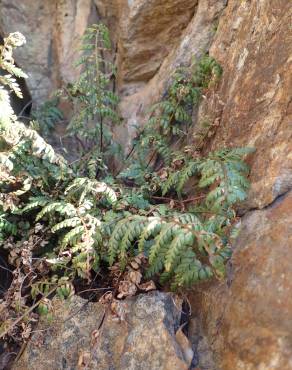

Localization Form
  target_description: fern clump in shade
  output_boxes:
[108,146,253,288]
[30,97,63,137]
[118,55,222,185]
[0,27,255,340]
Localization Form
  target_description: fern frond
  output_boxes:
[36,202,77,220]
[164,232,192,272]
[61,225,84,248]
[51,217,81,233]
[137,217,162,252]
[21,197,50,213]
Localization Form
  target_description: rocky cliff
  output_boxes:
[1,0,291,369]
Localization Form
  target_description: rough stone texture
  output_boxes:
[190,191,292,370]
[0,0,97,104]
[188,317,217,370]
[116,0,226,150]
[14,292,191,370]
[116,0,198,89]
[198,0,292,209]
[188,3,292,368]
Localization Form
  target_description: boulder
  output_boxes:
[191,191,292,369]
[187,1,292,368]
[14,292,192,370]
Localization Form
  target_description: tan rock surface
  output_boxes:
[115,0,226,150]
[200,0,292,209]
[191,191,292,370]
[188,2,292,369]
[116,0,198,89]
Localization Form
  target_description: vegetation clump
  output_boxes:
[0,26,254,340]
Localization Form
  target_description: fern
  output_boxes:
[21,197,50,213]
[119,55,223,186]
[161,147,254,207]
[30,97,63,137]
[61,23,120,177]
[0,27,255,343]
[51,217,81,233]
[106,211,230,287]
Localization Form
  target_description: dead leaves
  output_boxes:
[109,254,156,300]
[139,280,156,292]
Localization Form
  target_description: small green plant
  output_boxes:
[119,55,222,182]
[61,24,120,178]
[30,97,63,137]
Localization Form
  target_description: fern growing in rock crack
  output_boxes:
[108,146,253,287]
[0,28,254,340]
[162,147,254,206]
[108,212,228,288]
[119,55,222,185]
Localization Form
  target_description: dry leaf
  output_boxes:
[139,280,156,292]
[158,168,168,179]
[117,280,137,299]
[128,270,142,285]
[130,261,140,270]
[111,300,128,321]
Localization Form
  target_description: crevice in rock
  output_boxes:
[242,187,292,215]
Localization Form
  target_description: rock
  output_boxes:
[14,292,192,370]
[116,0,198,89]
[190,191,292,370]
[198,0,292,209]
[115,0,226,150]
[0,0,97,105]
[187,317,217,370]
[187,1,292,368]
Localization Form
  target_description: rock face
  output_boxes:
[191,191,292,370]
[1,0,292,369]
[116,0,198,89]
[0,0,97,105]
[188,1,292,369]
[116,0,226,149]
[199,0,292,210]
[14,292,192,370]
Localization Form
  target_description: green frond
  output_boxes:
[119,218,146,268]
[164,232,192,272]
[61,225,84,247]
[21,197,50,213]
[36,202,77,220]
[51,217,81,233]
[137,217,162,252]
